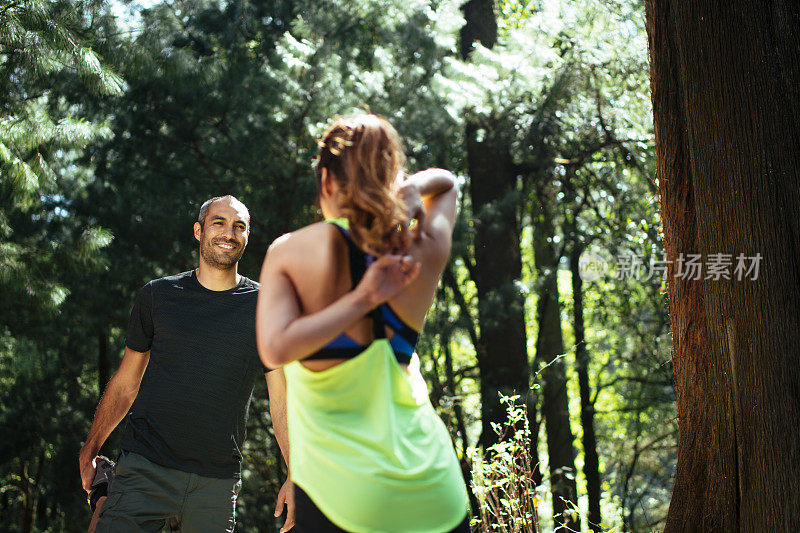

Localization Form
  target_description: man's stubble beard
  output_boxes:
[200,235,245,270]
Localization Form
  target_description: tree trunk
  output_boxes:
[467,123,531,446]
[570,246,602,531]
[646,1,800,530]
[459,0,497,59]
[533,199,579,532]
[460,0,531,447]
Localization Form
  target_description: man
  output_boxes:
[79,195,294,532]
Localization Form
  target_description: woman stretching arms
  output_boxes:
[256,114,469,532]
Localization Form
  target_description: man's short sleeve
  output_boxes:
[126,282,154,352]
[249,280,271,373]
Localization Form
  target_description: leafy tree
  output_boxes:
[0,0,120,319]
[1,1,123,531]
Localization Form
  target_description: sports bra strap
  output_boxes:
[330,223,366,289]
[371,303,387,340]
[330,222,387,341]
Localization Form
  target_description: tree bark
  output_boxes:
[460,0,531,447]
[570,246,602,531]
[646,1,800,530]
[459,0,497,59]
[533,197,579,532]
[468,123,531,446]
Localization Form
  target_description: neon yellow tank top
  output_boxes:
[285,222,469,532]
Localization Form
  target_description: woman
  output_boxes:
[256,114,469,533]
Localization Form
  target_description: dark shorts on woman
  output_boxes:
[293,485,470,533]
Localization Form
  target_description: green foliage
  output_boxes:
[0,1,124,530]
[0,0,120,318]
[471,394,541,533]
[496,0,539,34]
[1,0,122,197]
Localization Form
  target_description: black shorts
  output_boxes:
[293,485,470,533]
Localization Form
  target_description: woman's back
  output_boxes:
[276,204,454,372]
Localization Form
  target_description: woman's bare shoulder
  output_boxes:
[268,221,336,253]
[266,222,342,275]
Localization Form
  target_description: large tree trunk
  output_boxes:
[532,197,579,532]
[460,0,531,447]
[646,1,800,530]
[570,245,602,531]
[468,124,531,446]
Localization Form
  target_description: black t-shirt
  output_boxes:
[120,270,267,478]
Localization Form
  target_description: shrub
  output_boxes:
[470,395,541,533]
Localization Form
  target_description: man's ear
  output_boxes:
[193,221,202,243]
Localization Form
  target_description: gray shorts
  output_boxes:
[96,452,242,533]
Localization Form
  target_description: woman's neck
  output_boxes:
[320,201,343,220]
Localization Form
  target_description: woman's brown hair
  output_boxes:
[313,114,406,255]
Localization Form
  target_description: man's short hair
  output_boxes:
[197,195,250,229]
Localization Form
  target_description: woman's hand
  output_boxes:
[356,254,421,307]
[392,168,457,252]
[396,181,425,248]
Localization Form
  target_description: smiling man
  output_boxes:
[79,195,294,532]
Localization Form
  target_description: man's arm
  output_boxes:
[267,368,290,464]
[266,368,294,533]
[79,347,149,492]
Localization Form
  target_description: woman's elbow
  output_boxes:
[257,339,290,369]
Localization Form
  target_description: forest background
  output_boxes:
[1,0,674,531]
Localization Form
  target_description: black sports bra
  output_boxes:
[304,222,420,365]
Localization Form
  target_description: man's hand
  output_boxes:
[274,477,295,533]
[79,448,97,493]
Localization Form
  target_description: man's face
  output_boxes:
[193,199,249,270]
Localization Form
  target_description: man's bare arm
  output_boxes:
[267,368,290,464]
[79,347,149,492]
[266,368,294,533]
